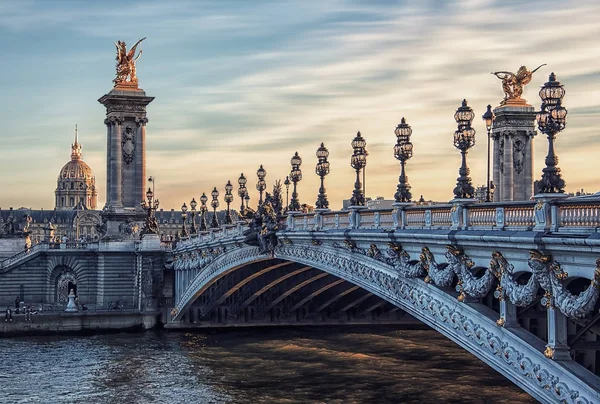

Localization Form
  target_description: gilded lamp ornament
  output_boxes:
[315,143,330,210]
[536,73,568,194]
[350,131,367,206]
[452,100,476,199]
[113,37,146,88]
[393,118,413,203]
[288,152,302,212]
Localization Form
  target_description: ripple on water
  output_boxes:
[0,327,535,404]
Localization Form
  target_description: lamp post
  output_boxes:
[210,187,220,229]
[284,176,290,212]
[350,131,367,206]
[288,152,302,211]
[238,173,247,213]
[180,202,189,237]
[393,118,413,203]
[536,73,567,194]
[315,143,330,210]
[452,100,476,199]
[189,198,197,234]
[256,165,267,206]
[224,180,233,225]
[140,186,160,235]
[482,105,495,202]
[199,192,208,231]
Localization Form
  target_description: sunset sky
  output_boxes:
[0,0,598,210]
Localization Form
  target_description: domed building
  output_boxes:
[55,126,98,210]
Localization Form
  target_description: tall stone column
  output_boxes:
[98,87,154,237]
[491,105,537,202]
[492,133,500,202]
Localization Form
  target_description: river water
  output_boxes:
[0,327,534,404]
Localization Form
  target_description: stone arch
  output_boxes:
[46,255,87,303]
[55,269,77,304]
[173,245,597,403]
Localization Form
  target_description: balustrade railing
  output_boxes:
[173,196,600,250]
[504,204,535,228]
[0,241,100,270]
[558,202,600,228]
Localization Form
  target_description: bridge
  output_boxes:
[170,197,600,403]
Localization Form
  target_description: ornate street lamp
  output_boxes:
[189,198,197,234]
[393,118,413,203]
[224,180,234,225]
[140,186,160,235]
[315,143,330,209]
[237,173,247,213]
[199,192,208,231]
[481,105,495,202]
[180,202,189,237]
[256,165,267,206]
[536,73,567,194]
[452,100,476,199]
[284,176,290,212]
[210,187,220,229]
[288,152,302,211]
[350,131,367,206]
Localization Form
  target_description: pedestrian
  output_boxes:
[15,296,19,309]
[5,307,12,322]
[25,305,31,322]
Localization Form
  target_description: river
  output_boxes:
[0,326,534,403]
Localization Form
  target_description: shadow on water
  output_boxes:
[0,326,535,404]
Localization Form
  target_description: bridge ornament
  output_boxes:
[273,243,594,403]
[331,240,600,323]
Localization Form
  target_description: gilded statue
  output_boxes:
[114,37,146,87]
[491,64,546,106]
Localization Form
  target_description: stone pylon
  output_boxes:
[98,81,154,237]
[492,105,537,202]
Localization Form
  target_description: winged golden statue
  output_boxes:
[491,64,546,106]
[113,37,146,87]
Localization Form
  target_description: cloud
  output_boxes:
[0,0,599,209]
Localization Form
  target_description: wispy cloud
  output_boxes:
[0,0,598,209]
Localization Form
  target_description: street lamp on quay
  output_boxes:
[256,165,267,206]
[350,131,367,206]
[315,143,330,210]
[180,202,189,237]
[199,192,208,232]
[536,73,567,194]
[288,152,302,211]
[481,105,495,202]
[452,99,476,199]
[224,180,234,225]
[140,186,160,235]
[210,187,220,229]
[237,173,247,213]
[393,118,413,203]
[189,198,197,234]
[284,176,290,213]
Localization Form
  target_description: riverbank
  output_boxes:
[0,311,160,337]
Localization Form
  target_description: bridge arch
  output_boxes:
[173,244,598,403]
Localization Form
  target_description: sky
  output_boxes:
[0,0,599,210]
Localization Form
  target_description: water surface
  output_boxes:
[0,327,534,403]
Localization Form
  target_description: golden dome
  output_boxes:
[59,159,95,181]
[58,125,95,181]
